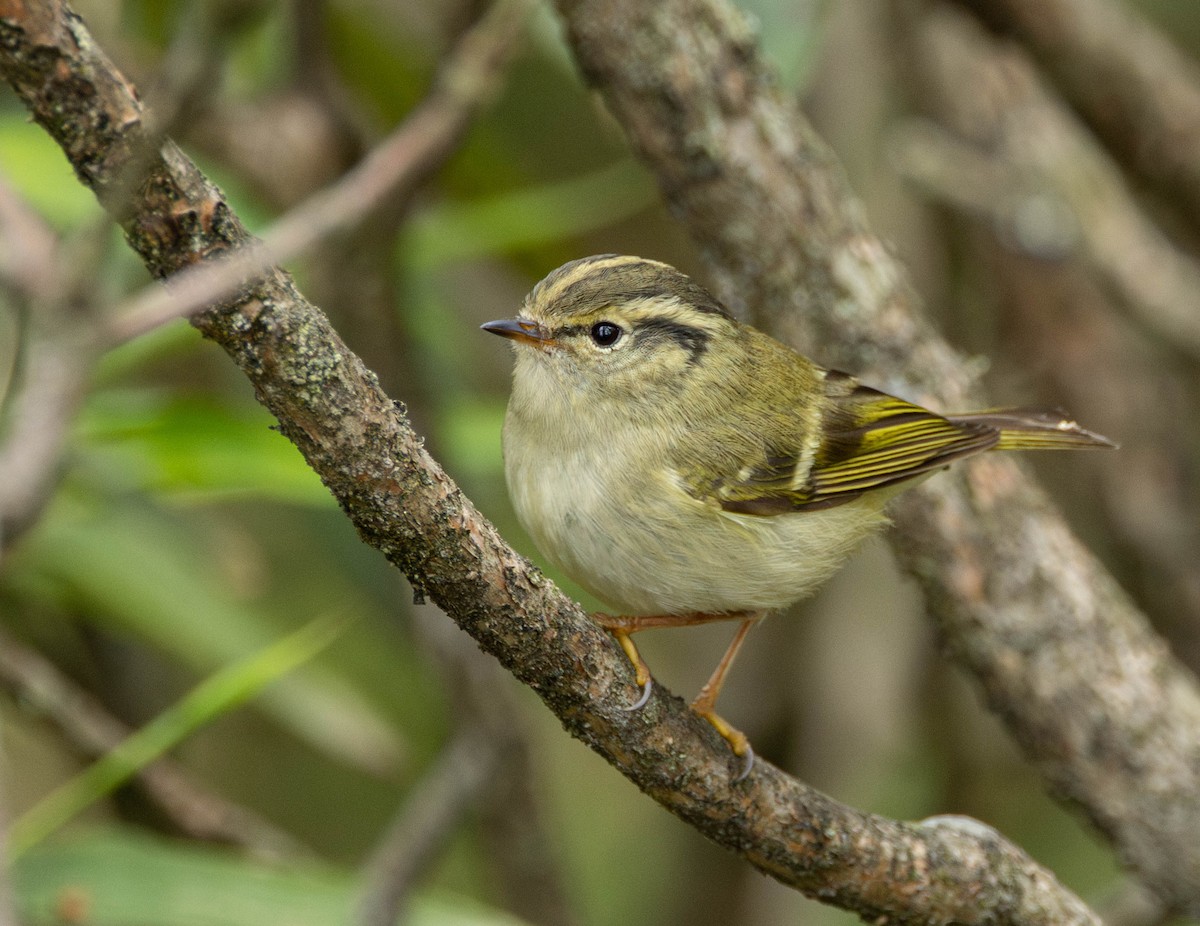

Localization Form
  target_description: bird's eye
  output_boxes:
[590,321,623,347]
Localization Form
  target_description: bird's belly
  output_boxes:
[508,451,888,616]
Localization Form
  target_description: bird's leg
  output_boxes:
[606,623,654,710]
[690,615,763,780]
[592,611,756,711]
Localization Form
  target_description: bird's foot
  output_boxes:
[593,616,655,711]
[691,701,755,782]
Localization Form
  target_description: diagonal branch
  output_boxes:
[0,0,1133,921]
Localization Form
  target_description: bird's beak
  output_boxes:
[481,318,554,348]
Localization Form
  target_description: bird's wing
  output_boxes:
[696,372,997,516]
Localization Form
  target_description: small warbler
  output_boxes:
[483,254,1113,777]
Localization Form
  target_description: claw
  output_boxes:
[623,675,653,711]
[606,626,655,710]
[733,742,754,782]
[694,704,755,780]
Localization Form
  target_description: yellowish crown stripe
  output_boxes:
[533,254,657,308]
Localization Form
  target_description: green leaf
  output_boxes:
[77,390,335,507]
[93,320,206,385]
[437,398,507,480]
[0,117,102,228]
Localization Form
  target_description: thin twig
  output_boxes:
[106,0,533,345]
[414,610,581,926]
[0,177,57,303]
[0,330,94,552]
[0,177,101,554]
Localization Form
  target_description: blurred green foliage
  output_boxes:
[14,828,535,926]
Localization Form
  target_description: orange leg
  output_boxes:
[593,610,763,778]
[690,616,760,780]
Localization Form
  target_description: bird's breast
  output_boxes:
[500,395,890,616]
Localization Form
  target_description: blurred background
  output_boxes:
[1,0,1197,923]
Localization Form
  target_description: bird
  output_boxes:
[483,253,1114,778]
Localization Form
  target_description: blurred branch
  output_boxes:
[0,3,242,555]
[951,0,1200,233]
[0,625,309,858]
[0,178,57,302]
[475,750,581,926]
[555,0,1200,913]
[355,726,500,926]
[0,744,18,926]
[107,0,532,345]
[889,119,1077,257]
[1098,882,1171,926]
[894,0,1200,656]
[141,0,239,139]
[0,0,1165,921]
[0,178,99,555]
[0,329,92,551]
[176,1,361,210]
[888,19,1200,362]
[415,610,581,926]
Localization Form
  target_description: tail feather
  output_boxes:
[947,407,1117,452]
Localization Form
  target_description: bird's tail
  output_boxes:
[947,408,1117,452]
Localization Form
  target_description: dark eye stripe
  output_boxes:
[551,316,711,364]
[635,318,710,365]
